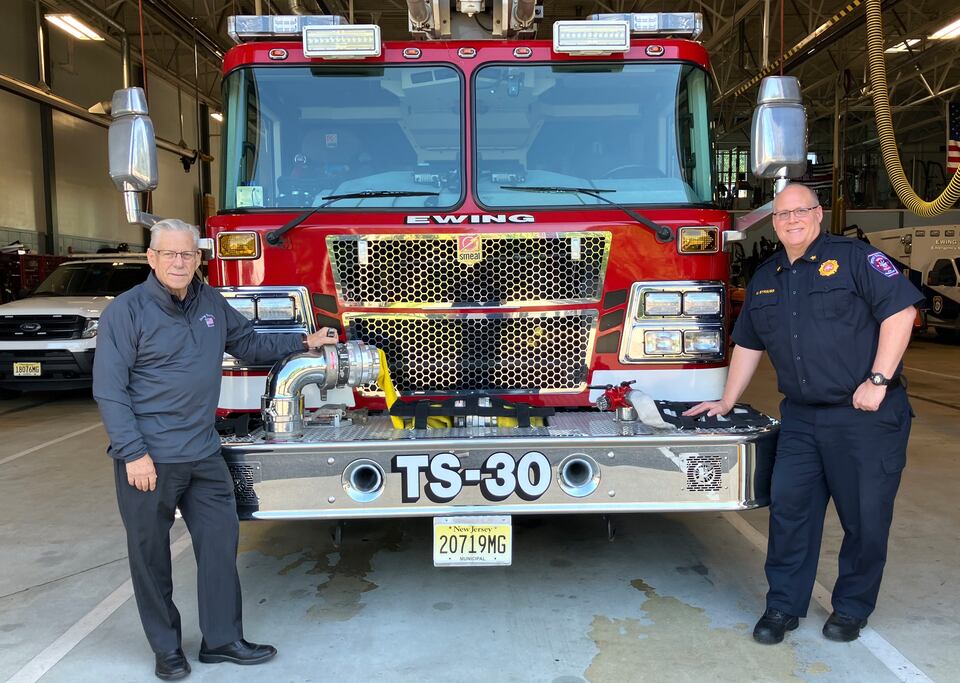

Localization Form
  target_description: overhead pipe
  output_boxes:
[141,0,228,59]
[0,72,200,161]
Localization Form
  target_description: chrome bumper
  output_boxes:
[221,412,777,521]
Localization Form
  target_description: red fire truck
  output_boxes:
[108,5,808,565]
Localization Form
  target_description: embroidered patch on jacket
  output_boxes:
[199,313,216,328]
[867,252,898,278]
[818,259,839,277]
[754,288,775,295]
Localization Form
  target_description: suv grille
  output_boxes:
[329,232,610,307]
[347,311,597,395]
[0,315,84,341]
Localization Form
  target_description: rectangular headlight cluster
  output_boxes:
[621,281,725,363]
[226,295,298,325]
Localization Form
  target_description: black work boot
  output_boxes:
[823,611,868,642]
[154,649,190,680]
[752,608,800,644]
[198,639,277,665]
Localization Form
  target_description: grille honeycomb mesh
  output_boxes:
[347,312,596,394]
[329,233,609,306]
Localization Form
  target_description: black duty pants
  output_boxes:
[114,452,243,653]
[765,387,911,620]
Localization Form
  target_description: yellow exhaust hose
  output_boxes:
[865,0,960,216]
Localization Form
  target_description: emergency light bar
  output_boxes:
[552,21,630,56]
[302,24,381,59]
[588,12,704,40]
[227,14,347,44]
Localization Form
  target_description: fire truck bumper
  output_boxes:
[221,412,778,521]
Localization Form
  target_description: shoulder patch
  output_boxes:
[867,252,898,278]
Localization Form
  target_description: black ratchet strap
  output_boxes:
[390,395,554,430]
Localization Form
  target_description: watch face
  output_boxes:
[870,374,885,385]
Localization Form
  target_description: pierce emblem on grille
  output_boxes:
[456,235,483,264]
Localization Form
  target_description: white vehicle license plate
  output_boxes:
[13,362,41,377]
[433,515,512,567]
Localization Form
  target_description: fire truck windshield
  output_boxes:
[220,65,463,210]
[475,62,713,208]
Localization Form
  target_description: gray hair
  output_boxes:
[149,219,200,249]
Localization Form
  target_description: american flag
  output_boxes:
[949,101,960,174]
[801,162,833,191]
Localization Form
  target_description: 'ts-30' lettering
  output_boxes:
[392,452,551,503]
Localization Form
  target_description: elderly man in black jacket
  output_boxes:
[94,218,335,680]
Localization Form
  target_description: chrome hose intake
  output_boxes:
[262,341,380,438]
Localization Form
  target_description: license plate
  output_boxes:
[13,362,41,377]
[433,515,512,567]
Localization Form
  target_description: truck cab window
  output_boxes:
[221,65,464,210]
[929,259,958,287]
[474,62,714,208]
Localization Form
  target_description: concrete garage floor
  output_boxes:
[1,339,958,683]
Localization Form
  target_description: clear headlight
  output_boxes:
[643,292,682,316]
[256,296,297,322]
[81,318,99,339]
[644,330,682,354]
[226,297,256,320]
[683,291,721,316]
[684,329,721,354]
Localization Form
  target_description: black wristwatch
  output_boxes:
[867,372,891,386]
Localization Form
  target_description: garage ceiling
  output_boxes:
[41,0,960,149]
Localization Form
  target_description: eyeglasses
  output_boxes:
[772,205,819,221]
[151,249,200,263]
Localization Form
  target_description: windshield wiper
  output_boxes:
[265,190,441,246]
[499,185,673,243]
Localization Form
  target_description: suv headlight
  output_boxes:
[81,318,99,339]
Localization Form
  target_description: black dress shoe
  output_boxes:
[752,608,800,644]
[155,649,190,680]
[198,639,277,665]
[823,611,868,642]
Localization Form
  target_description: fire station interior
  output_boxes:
[1,1,959,682]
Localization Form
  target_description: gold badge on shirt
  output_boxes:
[818,259,839,277]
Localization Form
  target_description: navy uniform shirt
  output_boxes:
[732,232,923,406]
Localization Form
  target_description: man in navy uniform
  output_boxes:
[94,219,337,680]
[685,183,922,644]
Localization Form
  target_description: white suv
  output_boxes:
[0,254,151,394]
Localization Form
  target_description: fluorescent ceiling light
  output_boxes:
[885,38,920,53]
[46,14,104,41]
[929,16,960,39]
[210,111,223,122]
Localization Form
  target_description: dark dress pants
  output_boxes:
[114,452,243,653]
[765,387,911,620]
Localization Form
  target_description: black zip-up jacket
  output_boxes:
[93,273,304,463]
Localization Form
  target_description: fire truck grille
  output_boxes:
[328,232,610,307]
[346,311,597,395]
